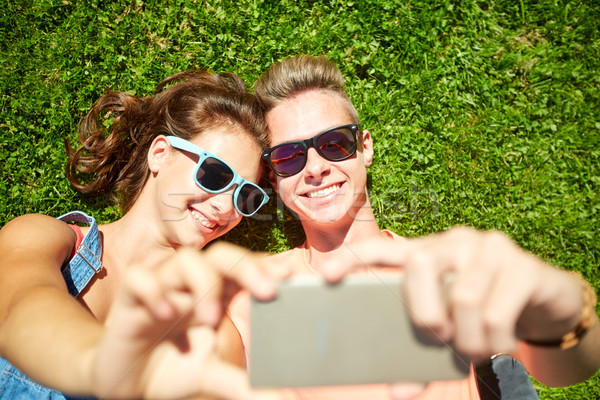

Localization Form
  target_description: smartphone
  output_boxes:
[249,273,470,388]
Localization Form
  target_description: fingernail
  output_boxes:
[256,280,277,300]
[322,268,344,283]
[435,325,453,342]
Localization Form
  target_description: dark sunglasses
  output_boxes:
[262,124,359,177]
[166,136,269,217]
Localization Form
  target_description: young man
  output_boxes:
[230,55,599,400]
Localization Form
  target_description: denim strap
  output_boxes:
[57,211,103,297]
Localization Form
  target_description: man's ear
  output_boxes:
[148,135,170,173]
[360,129,374,167]
[268,168,279,194]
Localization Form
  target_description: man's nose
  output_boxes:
[303,147,331,178]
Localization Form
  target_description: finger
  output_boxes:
[482,250,538,354]
[407,226,482,274]
[120,266,176,320]
[449,231,509,359]
[195,357,283,400]
[249,389,284,400]
[400,228,480,341]
[260,253,294,280]
[157,247,224,327]
[203,242,287,301]
[450,272,492,359]
[390,382,427,400]
[320,227,478,282]
[320,237,410,282]
[403,250,453,342]
[196,358,252,399]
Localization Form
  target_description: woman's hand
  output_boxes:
[91,242,289,400]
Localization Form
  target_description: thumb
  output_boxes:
[390,382,427,400]
[195,357,283,400]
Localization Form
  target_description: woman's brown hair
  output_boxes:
[66,70,268,213]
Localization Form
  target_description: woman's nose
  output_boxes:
[208,190,237,218]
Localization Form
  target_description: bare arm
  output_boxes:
[0,214,101,394]
[0,215,287,399]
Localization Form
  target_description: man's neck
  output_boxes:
[300,202,382,274]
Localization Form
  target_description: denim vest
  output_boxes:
[0,211,100,399]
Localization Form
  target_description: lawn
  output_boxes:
[1,0,599,398]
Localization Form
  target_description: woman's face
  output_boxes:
[153,127,263,249]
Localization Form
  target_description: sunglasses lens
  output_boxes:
[269,143,307,177]
[237,184,266,216]
[265,125,357,177]
[316,127,356,160]
[197,157,234,191]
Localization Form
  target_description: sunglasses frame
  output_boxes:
[165,136,269,217]
[262,124,360,177]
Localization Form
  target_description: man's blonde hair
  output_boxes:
[254,55,361,125]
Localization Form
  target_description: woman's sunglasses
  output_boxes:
[262,124,359,177]
[166,136,269,217]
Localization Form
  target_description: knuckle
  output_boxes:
[482,311,508,333]
[481,230,512,250]
[449,286,481,308]
[203,241,233,261]
[454,335,481,355]
[412,314,444,331]
[446,225,477,240]
[448,225,474,235]
[405,250,434,271]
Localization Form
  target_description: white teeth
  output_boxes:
[190,209,216,229]
[307,184,341,198]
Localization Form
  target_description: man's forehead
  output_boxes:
[266,91,352,145]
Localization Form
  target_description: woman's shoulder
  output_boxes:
[1,213,75,234]
[0,213,77,261]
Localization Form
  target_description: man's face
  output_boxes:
[265,90,373,226]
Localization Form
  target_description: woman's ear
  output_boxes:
[148,135,170,173]
[360,129,374,167]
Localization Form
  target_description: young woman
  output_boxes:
[0,70,285,400]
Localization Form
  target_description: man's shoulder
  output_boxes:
[380,229,406,242]
[268,246,304,262]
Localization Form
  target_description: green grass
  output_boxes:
[1,0,599,397]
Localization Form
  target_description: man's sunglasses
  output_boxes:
[166,136,269,217]
[262,124,359,177]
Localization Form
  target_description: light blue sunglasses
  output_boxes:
[166,136,269,217]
